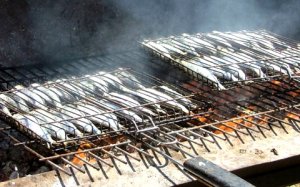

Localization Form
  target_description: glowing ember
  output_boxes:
[71,143,96,166]
[286,112,300,120]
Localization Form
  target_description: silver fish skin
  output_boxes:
[58,81,86,99]
[13,114,55,144]
[0,101,11,116]
[166,39,200,57]
[222,55,266,79]
[14,85,47,109]
[53,111,83,137]
[86,75,109,93]
[194,58,239,82]
[144,41,173,59]
[30,84,55,107]
[205,56,247,81]
[158,86,197,109]
[32,84,62,107]
[35,109,82,137]
[99,73,138,95]
[259,48,298,67]
[243,32,275,50]
[97,99,143,123]
[99,73,123,89]
[30,112,68,140]
[139,88,190,114]
[182,34,216,49]
[49,85,77,102]
[0,94,29,112]
[73,80,97,95]
[230,32,252,41]
[159,42,187,56]
[60,105,100,134]
[124,90,167,114]
[118,70,146,89]
[77,103,121,132]
[212,31,249,46]
[179,60,226,90]
[258,31,289,47]
[206,33,233,48]
[178,38,215,54]
[106,92,157,116]
[237,52,294,76]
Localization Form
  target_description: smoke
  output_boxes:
[0,0,300,66]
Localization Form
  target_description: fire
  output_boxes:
[183,80,299,135]
[71,142,97,166]
[271,80,299,97]
[214,106,271,134]
[271,80,282,86]
[197,116,208,123]
[285,112,299,120]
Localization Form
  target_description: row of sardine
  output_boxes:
[143,31,300,89]
[0,70,197,143]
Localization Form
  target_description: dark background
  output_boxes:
[0,0,300,66]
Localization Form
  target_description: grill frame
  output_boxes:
[142,30,300,90]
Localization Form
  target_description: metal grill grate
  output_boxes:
[0,49,299,181]
[142,30,300,89]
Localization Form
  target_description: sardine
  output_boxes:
[237,52,294,76]
[243,32,275,50]
[0,101,11,116]
[205,56,247,80]
[73,80,97,95]
[144,41,173,59]
[46,110,83,137]
[182,34,216,49]
[76,103,121,131]
[86,75,109,93]
[14,85,47,109]
[30,84,56,108]
[32,84,62,107]
[221,54,266,78]
[30,110,68,140]
[57,81,86,99]
[212,31,249,47]
[100,73,124,89]
[0,94,29,112]
[13,114,54,144]
[49,86,76,102]
[258,31,289,47]
[105,92,157,116]
[97,99,143,123]
[159,42,187,56]
[192,58,239,82]
[60,105,101,134]
[206,33,233,48]
[100,73,136,94]
[179,60,226,90]
[139,88,190,114]
[123,91,167,114]
[118,70,146,89]
[166,39,200,57]
[158,86,197,109]
[35,109,82,137]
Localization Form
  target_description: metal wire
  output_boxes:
[142,30,300,89]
